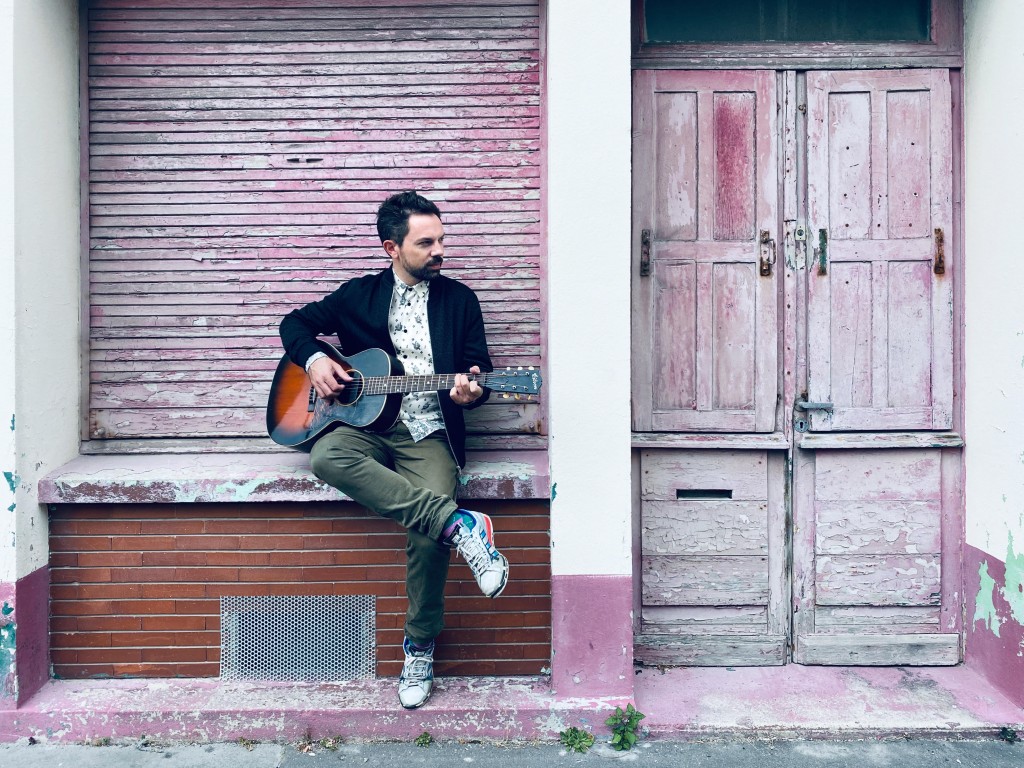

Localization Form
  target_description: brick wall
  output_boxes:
[49,501,550,679]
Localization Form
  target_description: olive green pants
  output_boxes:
[309,422,460,645]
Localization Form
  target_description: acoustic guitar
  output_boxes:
[266,340,543,451]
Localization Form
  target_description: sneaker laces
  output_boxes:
[402,654,431,685]
[453,527,496,576]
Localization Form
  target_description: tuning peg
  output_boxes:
[514,394,521,400]
[528,366,535,371]
[506,366,511,371]
[502,393,510,399]
[517,366,523,371]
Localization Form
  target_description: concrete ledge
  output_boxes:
[38,451,550,505]
[0,677,619,743]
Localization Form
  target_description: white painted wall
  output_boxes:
[0,0,17,585]
[963,0,1024,559]
[545,0,633,576]
[9,0,81,580]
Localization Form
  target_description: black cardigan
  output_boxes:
[279,267,492,467]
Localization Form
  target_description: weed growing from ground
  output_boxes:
[415,731,434,747]
[559,726,595,753]
[605,703,645,751]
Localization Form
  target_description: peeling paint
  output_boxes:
[2,471,17,494]
[1,604,14,700]
[551,482,557,501]
[1002,533,1024,624]
[973,561,1001,637]
[8,414,13,432]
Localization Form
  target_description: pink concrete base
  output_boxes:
[0,677,617,743]
[550,574,633,700]
[0,566,49,705]
[636,665,1024,738]
[965,544,1024,708]
[0,582,14,701]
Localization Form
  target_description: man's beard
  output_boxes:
[406,259,442,281]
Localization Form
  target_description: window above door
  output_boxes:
[632,0,962,69]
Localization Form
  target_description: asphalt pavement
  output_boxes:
[0,737,1022,768]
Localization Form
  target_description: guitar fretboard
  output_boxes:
[353,373,504,397]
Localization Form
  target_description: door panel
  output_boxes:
[633,70,778,433]
[792,447,959,665]
[636,449,788,666]
[806,70,953,431]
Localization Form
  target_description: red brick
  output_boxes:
[206,551,271,567]
[115,600,177,615]
[51,600,114,616]
[110,631,180,647]
[173,567,239,582]
[175,535,241,551]
[143,551,208,567]
[77,616,144,632]
[75,520,143,536]
[266,519,332,534]
[51,616,78,632]
[267,550,334,567]
[112,536,176,551]
[141,647,207,663]
[54,583,143,600]
[50,648,79,664]
[49,553,78,568]
[139,520,205,535]
[239,535,303,550]
[142,583,205,599]
[50,567,114,584]
[110,566,177,583]
[55,664,115,678]
[78,648,143,664]
[50,536,113,553]
[80,551,143,568]
[52,632,113,648]
[173,599,219,614]
[204,518,270,534]
[174,631,219,647]
[142,615,206,632]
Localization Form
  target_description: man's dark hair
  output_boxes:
[376,191,442,246]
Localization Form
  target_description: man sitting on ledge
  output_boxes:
[279,191,509,709]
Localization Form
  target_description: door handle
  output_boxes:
[639,228,651,277]
[759,230,776,277]
[815,229,828,275]
[934,227,945,275]
[795,399,834,411]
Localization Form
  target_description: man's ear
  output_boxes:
[382,239,399,259]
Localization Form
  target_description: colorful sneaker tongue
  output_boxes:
[441,509,475,544]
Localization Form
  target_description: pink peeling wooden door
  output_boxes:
[805,70,953,431]
[632,70,778,433]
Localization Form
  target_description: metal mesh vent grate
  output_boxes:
[220,594,376,681]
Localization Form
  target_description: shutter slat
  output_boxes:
[88,0,542,441]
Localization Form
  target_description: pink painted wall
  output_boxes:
[964,545,1024,708]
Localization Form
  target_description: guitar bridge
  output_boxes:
[307,386,317,412]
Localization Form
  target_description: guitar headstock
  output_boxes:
[487,366,543,401]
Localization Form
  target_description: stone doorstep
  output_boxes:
[37,450,550,505]
[1,665,1022,744]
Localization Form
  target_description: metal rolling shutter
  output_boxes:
[86,0,541,443]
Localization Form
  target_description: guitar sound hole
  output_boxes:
[337,370,363,406]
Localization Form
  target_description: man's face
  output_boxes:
[385,213,445,285]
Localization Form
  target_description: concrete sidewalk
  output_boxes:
[0,738,1022,768]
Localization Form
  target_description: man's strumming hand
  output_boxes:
[308,356,353,401]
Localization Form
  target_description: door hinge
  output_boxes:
[759,230,776,277]
[640,228,651,277]
[815,229,828,275]
[934,227,945,275]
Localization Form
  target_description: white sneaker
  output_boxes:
[450,510,509,598]
[398,637,434,709]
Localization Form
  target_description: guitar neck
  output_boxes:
[360,373,494,396]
